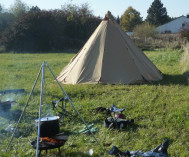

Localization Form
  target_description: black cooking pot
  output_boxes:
[35,116,60,137]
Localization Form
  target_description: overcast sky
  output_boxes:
[1,0,189,19]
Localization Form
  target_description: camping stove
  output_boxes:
[31,134,68,156]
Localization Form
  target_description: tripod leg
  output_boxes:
[38,150,41,157]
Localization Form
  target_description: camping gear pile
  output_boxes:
[108,138,169,157]
[104,104,134,130]
[94,104,171,157]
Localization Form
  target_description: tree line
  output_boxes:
[0,0,184,52]
[0,1,101,52]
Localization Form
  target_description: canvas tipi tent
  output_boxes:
[57,11,163,84]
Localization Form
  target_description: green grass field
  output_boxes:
[0,50,189,157]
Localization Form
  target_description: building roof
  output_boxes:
[156,16,189,33]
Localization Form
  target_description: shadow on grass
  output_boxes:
[151,71,189,86]
[124,123,140,131]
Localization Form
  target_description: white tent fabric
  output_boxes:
[57,11,163,84]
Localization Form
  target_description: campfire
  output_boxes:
[32,115,68,156]
[31,134,68,156]
[40,137,65,144]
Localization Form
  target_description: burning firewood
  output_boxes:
[40,137,65,144]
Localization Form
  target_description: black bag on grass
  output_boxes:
[104,117,134,129]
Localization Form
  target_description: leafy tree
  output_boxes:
[120,6,143,32]
[0,5,2,13]
[0,12,15,34]
[29,6,41,12]
[61,3,93,21]
[9,0,29,17]
[0,5,16,36]
[146,0,170,26]
[61,3,99,40]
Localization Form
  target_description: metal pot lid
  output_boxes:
[35,116,59,122]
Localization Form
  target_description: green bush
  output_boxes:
[133,22,157,41]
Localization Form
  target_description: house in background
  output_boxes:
[156,15,189,34]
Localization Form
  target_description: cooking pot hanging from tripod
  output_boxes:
[35,116,60,137]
